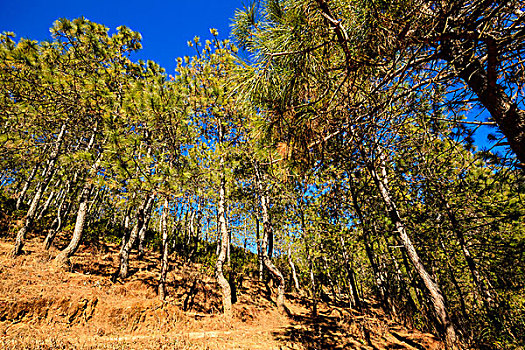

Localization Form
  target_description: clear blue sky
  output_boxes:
[0,0,244,73]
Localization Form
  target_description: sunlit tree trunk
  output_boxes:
[16,163,39,210]
[288,246,302,294]
[117,192,155,279]
[158,196,169,300]
[43,174,78,250]
[137,194,156,259]
[55,155,102,269]
[368,157,457,346]
[215,122,232,316]
[347,173,390,310]
[254,161,286,311]
[13,123,67,257]
[255,216,264,281]
[36,178,61,221]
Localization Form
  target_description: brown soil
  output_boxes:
[0,237,444,349]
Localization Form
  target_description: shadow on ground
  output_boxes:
[273,300,440,350]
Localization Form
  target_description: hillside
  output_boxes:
[0,235,443,350]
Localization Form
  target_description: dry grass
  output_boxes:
[0,235,443,349]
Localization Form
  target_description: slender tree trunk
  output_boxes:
[16,163,39,210]
[226,205,231,265]
[300,209,318,316]
[12,123,66,257]
[340,236,362,309]
[439,193,493,307]
[384,235,419,313]
[322,254,338,302]
[36,178,61,221]
[215,210,221,256]
[44,178,73,249]
[288,246,302,294]
[347,173,390,309]
[368,158,457,346]
[120,192,136,252]
[256,216,264,281]
[158,197,169,300]
[254,161,285,312]
[189,206,202,260]
[117,192,155,279]
[308,249,318,317]
[215,119,232,316]
[137,194,156,259]
[216,170,232,315]
[54,183,91,269]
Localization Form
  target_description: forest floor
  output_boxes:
[0,234,444,349]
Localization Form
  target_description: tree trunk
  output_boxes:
[54,155,101,269]
[117,192,155,279]
[308,248,318,317]
[439,193,493,308]
[322,254,338,302]
[44,178,73,250]
[369,158,457,346]
[216,170,232,316]
[288,246,302,294]
[54,183,91,269]
[120,192,136,252]
[340,236,362,309]
[254,161,286,312]
[256,216,264,281]
[347,173,390,309]
[214,118,232,316]
[441,44,525,167]
[16,163,39,210]
[12,123,67,257]
[158,197,169,300]
[137,194,156,259]
[36,179,60,222]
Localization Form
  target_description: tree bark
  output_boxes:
[16,163,39,210]
[256,216,264,281]
[55,155,102,269]
[216,169,232,315]
[254,161,286,312]
[120,191,136,252]
[12,123,67,257]
[288,246,303,294]
[44,177,74,250]
[368,158,457,346]
[347,173,391,310]
[340,236,362,309]
[441,44,525,167]
[117,192,155,279]
[54,183,90,269]
[158,197,169,300]
[137,194,156,259]
[214,118,233,315]
[36,178,61,221]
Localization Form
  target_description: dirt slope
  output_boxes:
[0,237,443,349]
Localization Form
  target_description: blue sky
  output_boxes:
[0,0,244,73]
